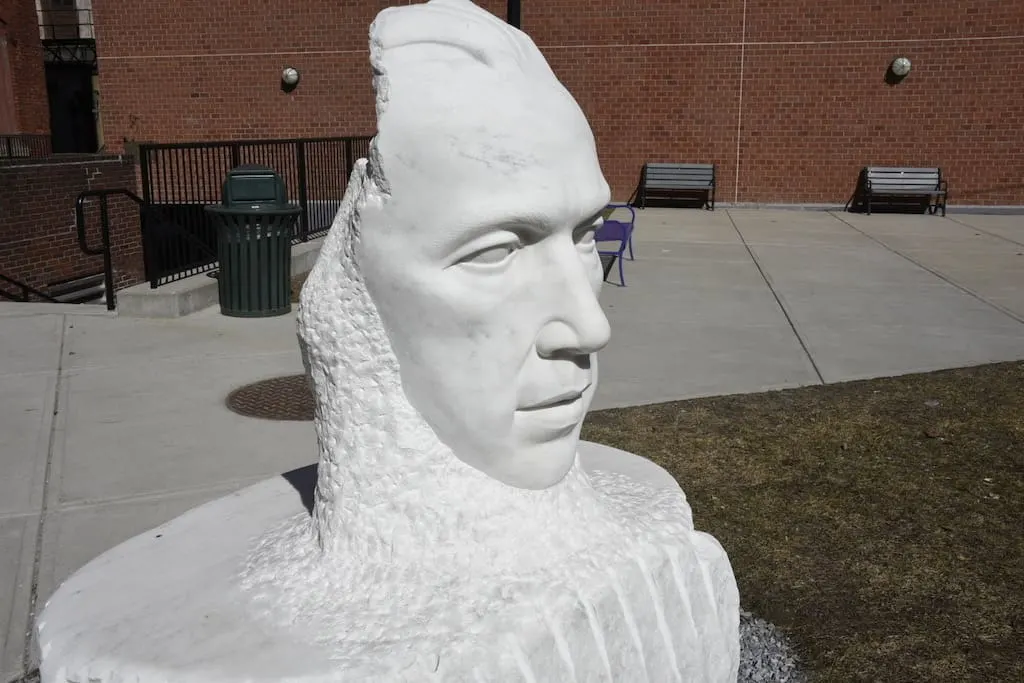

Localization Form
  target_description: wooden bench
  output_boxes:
[861,166,948,216]
[638,163,716,210]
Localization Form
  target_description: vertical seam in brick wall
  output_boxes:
[734,0,747,204]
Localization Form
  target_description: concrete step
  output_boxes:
[46,272,106,305]
[115,237,323,318]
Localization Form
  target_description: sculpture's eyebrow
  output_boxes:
[438,212,552,254]
[443,202,607,246]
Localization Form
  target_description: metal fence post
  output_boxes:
[138,146,159,289]
[344,138,354,181]
[507,0,521,28]
[296,140,310,242]
[98,195,116,310]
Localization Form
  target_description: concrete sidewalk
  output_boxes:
[595,208,1024,407]
[3,208,1023,680]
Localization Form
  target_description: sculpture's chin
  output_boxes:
[460,431,582,490]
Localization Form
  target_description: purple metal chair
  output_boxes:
[601,203,636,260]
[596,210,635,286]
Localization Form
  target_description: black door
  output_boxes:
[45,63,97,153]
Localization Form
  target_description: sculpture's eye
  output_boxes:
[458,241,520,267]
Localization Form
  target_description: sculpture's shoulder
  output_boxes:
[578,440,682,492]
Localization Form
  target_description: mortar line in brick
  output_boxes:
[99,49,370,61]
[537,34,1024,50]
[0,157,130,170]
[734,0,748,204]
[94,33,1024,62]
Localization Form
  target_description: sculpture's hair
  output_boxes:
[370,0,555,93]
[366,0,560,196]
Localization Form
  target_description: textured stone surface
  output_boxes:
[37,2,740,680]
[36,445,739,682]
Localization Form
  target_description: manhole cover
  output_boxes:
[226,374,314,421]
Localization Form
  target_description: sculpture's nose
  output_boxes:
[535,245,611,360]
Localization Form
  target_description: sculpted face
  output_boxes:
[357,1,612,489]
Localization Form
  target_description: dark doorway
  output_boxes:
[45,63,97,153]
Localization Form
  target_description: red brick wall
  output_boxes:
[91,0,1024,205]
[0,0,50,134]
[90,0,502,146]
[0,156,144,298]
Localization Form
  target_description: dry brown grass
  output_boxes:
[583,361,1024,682]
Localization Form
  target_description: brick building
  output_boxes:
[0,0,51,135]
[2,0,1023,205]
[80,0,1024,206]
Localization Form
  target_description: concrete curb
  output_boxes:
[0,304,116,318]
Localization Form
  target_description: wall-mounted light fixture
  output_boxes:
[281,67,301,92]
[884,56,912,86]
[890,57,912,78]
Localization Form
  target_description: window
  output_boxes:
[38,0,89,41]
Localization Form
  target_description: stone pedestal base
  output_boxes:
[38,442,739,682]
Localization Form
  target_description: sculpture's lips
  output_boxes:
[515,386,588,437]
[518,385,590,412]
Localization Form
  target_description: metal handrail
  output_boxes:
[0,272,59,303]
[0,134,52,158]
[75,189,144,311]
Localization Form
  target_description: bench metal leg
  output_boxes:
[926,193,947,216]
[867,193,872,215]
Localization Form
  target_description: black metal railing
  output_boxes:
[0,134,52,159]
[0,273,59,303]
[38,6,93,41]
[75,188,144,311]
[137,135,372,287]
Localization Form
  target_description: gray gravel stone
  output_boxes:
[739,608,809,682]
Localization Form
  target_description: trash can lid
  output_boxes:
[220,164,290,209]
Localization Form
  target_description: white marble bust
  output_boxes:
[36,2,739,681]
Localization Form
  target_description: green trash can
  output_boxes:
[205,165,300,318]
